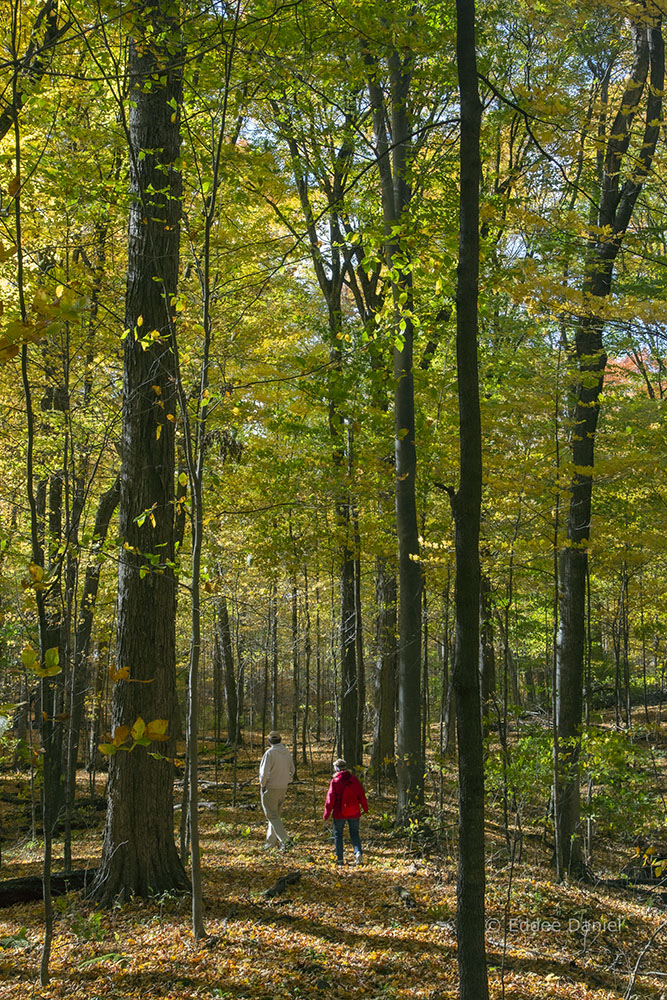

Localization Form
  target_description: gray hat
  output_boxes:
[333,758,347,772]
[268,731,281,743]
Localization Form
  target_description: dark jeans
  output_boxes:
[333,817,362,862]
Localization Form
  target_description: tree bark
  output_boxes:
[452,0,489,995]
[91,0,188,904]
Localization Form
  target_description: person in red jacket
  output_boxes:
[323,759,369,865]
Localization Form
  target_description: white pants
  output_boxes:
[261,785,289,846]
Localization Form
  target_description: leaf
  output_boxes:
[146,718,169,741]
[0,926,29,949]
[21,644,38,668]
[44,647,59,670]
[33,650,61,678]
[8,176,19,197]
[98,743,117,756]
[109,663,130,682]
[131,717,146,742]
[78,952,127,968]
[112,725,130,747]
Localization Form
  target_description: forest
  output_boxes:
[1,0,667,997]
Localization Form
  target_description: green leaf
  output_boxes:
[0,927,29,949]
[44,647,59,670]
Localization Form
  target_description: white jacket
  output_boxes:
[259,742,295,790]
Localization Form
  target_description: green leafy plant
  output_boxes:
[71,911,104,942]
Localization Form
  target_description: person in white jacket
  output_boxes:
[259,731,295,848]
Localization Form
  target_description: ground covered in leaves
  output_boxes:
[0,742,666,1000]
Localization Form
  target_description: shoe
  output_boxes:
[280,838,293,852]
[335,859,344,866]
[354,853,362,865]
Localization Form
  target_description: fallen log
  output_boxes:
[0,868,97,907]
[262,870,301,898]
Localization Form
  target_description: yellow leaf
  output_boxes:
[8,176,19,197]
[146,719,169,741]
[109,663,130,682]
[131,717,146,742]
[113,725,130,747]
[156,423,162,440]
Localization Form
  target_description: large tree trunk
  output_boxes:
[452,0,489,995]
[557,10,664,874]
[92,0,188,904]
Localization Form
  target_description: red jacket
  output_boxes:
[323,770,369,820]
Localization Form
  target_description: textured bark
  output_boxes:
[91,0,188,904]
[453,0,489,995]
[557,10,664,874]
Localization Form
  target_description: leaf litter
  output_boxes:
[0,745,665,1000]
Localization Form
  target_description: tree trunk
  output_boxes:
[270,583,278,731]
[340,518,358,766]
[453,0,489,994]
[365,39,423,820]
[218,595,239,746]
[92,0,188,903]
[372,556,397,792]
[557,11,664,874]
[479,571,496,734]
[291,577,300,775]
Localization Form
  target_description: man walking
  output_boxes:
[259,731,295,849]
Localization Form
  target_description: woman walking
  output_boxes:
[323,759,368,865]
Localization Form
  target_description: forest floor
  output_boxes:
[0,729,666,1000]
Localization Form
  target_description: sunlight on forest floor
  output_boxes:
[0,737,666,1000]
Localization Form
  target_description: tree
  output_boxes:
[450,0,489,994]
[364,13,423,819]
[556,4,664,874]
[92,0,189,904]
